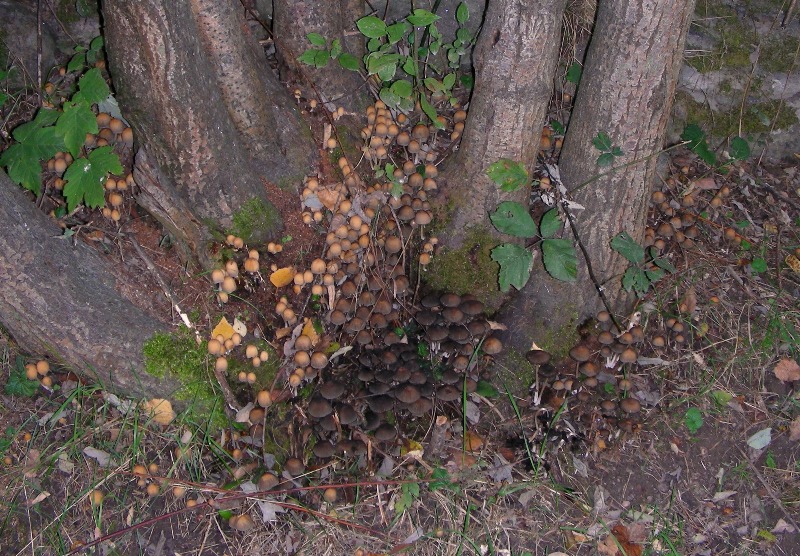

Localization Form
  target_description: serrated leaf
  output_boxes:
[386,21,410,44]
[653,255,676,273]
[29,127,64,160]
[390,79,413,98]
[62,146,122,210]
[419,95,444,129]
[592,132,612,151]
[622,266,649,295]
[542,239,577,282]
[485,159,528,192]
[338,53,360,71]
[730,136,750,160]
[73,68,110,105]
[0,143,43,194]
[57,101,98,158]
[4,366,38,397]
[684,407,703,434]
[490,201,536,238]
[357,15,387,39]
[407,9,440,26]
[644,267,664,282]
[539,208,561,239]
[611,232,645,263]
[306,32,327,47]
[596,152,615,167]
[456,2,469,24]
[491,243,533,292]
[67,52,86,73]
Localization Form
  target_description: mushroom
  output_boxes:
[406,397,433,416]
[525,349,551,365]
[437,385,461,402]
[482,336,503,355]
[569,344,591,362]
[308,396,333,418]
[313,441,336,458]
[375,423,397,441]
[619,397,641,414]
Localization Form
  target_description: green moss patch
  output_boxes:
[229,198,280,245]
[424,228,504,312]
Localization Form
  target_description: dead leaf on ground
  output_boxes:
[464,431,483,452]
[679,286,697,314]
[773,358,800,382]
[142,398,176,425]
[211,317,235,341]
[23,449,41,478]
[694,176,717,190]
[789,416,800,442]
[269,267,295,288]
[83,446,113,467]
[301,318,320,346]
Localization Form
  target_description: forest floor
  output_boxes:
[1,63,800,556]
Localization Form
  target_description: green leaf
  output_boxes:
[491,243,533,292]
[485,158,528,192]
[710,390,733,407]
[73,68,110,105]
[442,73,456,90]
[566,62,582,84]
[402,56,417,76]
[684,407,703,434]
[682,124,716,165]
[460,75,474,89]
[298,48,330,68]
[592,132,613,152]
[419,95,444,129]
[329,39,342,59]
[456,2,469,24]
[306,32,327,47]
[490,201,536,238]
[730,136,750,160]
[390,79,413,99]
[89,35,104,52]
[423,77,443,93]
[63,146,123,211]
[379,87,400,108]
[644,267,664,282]
[596,152,615,167]
[539,208,561,239]
[407,9,440,26]
[367,37,382,52]
[610,232,645,263]
[550,120,565,135]
[67,52,86,73]
[750,258,767,273]
[357,15,387,39]
[57,101,98,157]
[386,21,410,44]
[29,126,65,160]
[542,239,577,282]
[476,380,499,398]
[622,267,649,295]
[652,255,676,273]
[456,27,472,44]
[0,143,44,194]
[4,364,38,397]
[338,53,360,71]
[0,92,8,107]
[366,52,401,77]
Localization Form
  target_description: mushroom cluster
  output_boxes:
[209,237,262,303]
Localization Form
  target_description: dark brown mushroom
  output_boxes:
[320,381,346,400]
[437,385,461,401]
[440,293,462,307]
[619,397,641,414]
[395,384,421,404]
[367,395,394,413]
[579,361,599,377]
[374,423,397,441]
[338,404,359,425]
[313,441,336,458]
[406,396,433,416]
[415,310,439,327]
[284,457,305,476]
[569,344,592,362]
[308,396,333,418]
[460,299,485,316]
[482,336,503,355]
[620,347,638,364]
[525,349,551,365]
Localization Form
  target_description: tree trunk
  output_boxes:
[0,171,177,399]
[499,0,696,355]
[434,0,567,308]
[102,0,316,259]
[273,0,369,115]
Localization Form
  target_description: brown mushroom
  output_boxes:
[308,396,333,418]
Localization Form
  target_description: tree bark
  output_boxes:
[435,0,567,307]
[102,0,316,257]
[0,171,177,398]
[273,0,370,114]
[499,0,696,355]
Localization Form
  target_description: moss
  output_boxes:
[688,2,757,73]
[761,36,800,73]
[228,197,280,245]
[424,228,505,311]
[677,93,798,139]
[55,0,81,23]
[535,311,580,360]
[142,328,217,405]
[498,348,537,396]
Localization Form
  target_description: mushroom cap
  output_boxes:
[406,396,433,416]
[319,415,338,431]
[619,397,641,414]
[421,293,440,308]
[367,394,394,413]
[579,361,599,377]
[442,307,465,324]
[415,310,439,327]
[482,336,503,355]
[338,404,359,425]
[467,320,488,336]
[448,326,470,343]
[313,441,336,458]
[308,396,333,418]
[597,331,615,345]
[620,347,638,364]
[409,371,429,385]
[320,380,345,400]
[369,381,392,395]
[600,399,617,413]
[525,349,551,365]
[374,423,397,441]
[440,293,462,307]
[395,384,421,404]
[257,472,279,490]
[437,385,461,401]
[284,457,305,476]
[426,326,449,342]
[569,344,591,362]
[460,299,485,316]
[440,369,461,385]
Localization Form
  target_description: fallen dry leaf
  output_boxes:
[464,431,484,452]
[269,267,295,288]
[597,533,620,556]
[790,416,800,442]
[316,188,341,211]
[301,318,320,346]
[694,176,717,190]
[785,254,800,274]
[679,286,697,314]
[773,358,800,382]
[142,398,176,425]
[211,317,234,341]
